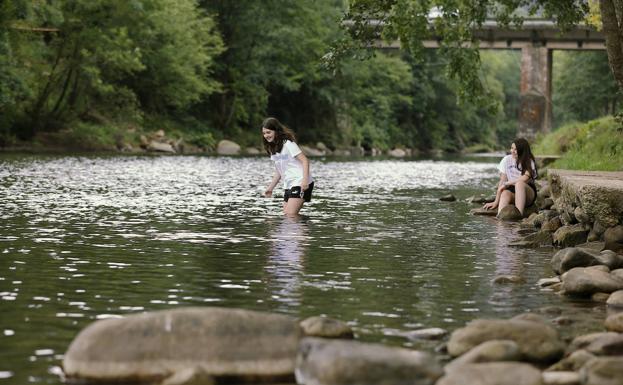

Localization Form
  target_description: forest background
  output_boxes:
[0,0,620,154]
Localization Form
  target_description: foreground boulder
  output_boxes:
[295,337,442,385]
[580,357,623,385]
[447,318,565,363]
[63,307,301,383]
[437,362,542,385]
[299,316,353,339]
[561,267,623,295]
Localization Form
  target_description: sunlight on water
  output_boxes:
[0,154,606,384]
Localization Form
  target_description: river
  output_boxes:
[0,154,605,384]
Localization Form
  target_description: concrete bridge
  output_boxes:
[382,19,606,140]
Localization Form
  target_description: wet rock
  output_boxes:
[522,212,545,228]
[591,292,611,302]
[587,265,611,273]
[541,371,580,385]
[498,205,523,221]
[549,282,563,292]
[547,349,596,371]
[447,318,564,363]
[509,230,553,248]
[511,313,549,324]
[537,277,561,287]
[567,332,621,354]
[540,198,555,210]
[553,316,574,326]
[444,340,521,373]
[560,211,576,226]
[604,225,623,253]
[606,290,623,307]
[492,275,525,284]
[63,307,301,383]
[595,250,623,270]
[542,217,562,232]
[551,247,599,275]
[406,327,448,340]
[580,357,623,385]
[604,313,623,333]
[216,140,241,155]
[300,316,353,339]
[437,362,542,385]
[553,224,589,248]
[592,221,608,239]
[585,333,623,355]
[467,195,491,204]
[295,337,442,385]
[471,208,497,216]
[561,267,623,295]
[440,194,457,202]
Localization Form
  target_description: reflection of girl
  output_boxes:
[484,138,537,216]
[261,117,314,216]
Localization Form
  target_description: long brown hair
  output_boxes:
[262,117,296,155]
[514,138,537,179]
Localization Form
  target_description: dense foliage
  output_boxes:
[0,0,618,152]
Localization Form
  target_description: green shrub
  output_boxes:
[538,116,623,171]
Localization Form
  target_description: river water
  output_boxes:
[0,154,606,384]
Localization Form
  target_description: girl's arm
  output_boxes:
[483,173,508,210]
[264,170,281,197]
[504,171,532,186]
[295,152,311,190]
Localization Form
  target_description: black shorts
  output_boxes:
[284,182,314,202]
[507,182,537,206]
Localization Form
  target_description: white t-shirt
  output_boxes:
[270,140,313,189]
[497,154,537,183]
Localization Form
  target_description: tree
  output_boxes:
[332,1,590,105]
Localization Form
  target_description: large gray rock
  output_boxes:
[444,340,521,373]
[148,141,176,153]
[561,267,623,295]
[595,250,623,270]
[580,357,623,385]
[498,205,523,221]
[541,371,580,385]
[553,224,589,248]
[551,248,599,274]
[447,319,565,363]
[63,307,301,383]
[604,225,623,253]
[547,349,596,372]
[437,362,543,385]
[216,140,241,155]
[604,313,623,333]
[300,316,353,339]
[612,269,623,281]
[566,332,621,354]
[584,333,623,355]
[606,290,623,307]
[295,337,442,385]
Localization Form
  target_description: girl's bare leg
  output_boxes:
[514,180,535,215]
[284,198,304,217]
[498,190,513,215]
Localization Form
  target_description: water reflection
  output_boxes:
[489,220,526,311]
[265,217,309,310]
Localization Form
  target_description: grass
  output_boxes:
[534,116,623,171]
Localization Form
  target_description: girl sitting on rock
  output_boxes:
[484,138,538,216]
[261,117,314,216]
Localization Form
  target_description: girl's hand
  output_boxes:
[263,189,273,198]
[483,201,498,210]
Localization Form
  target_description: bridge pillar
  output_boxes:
[518,46,552,141]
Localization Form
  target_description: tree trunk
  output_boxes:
[600,0,623,91]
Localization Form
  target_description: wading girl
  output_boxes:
[483,138,538,216]
[261,117,314,216]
